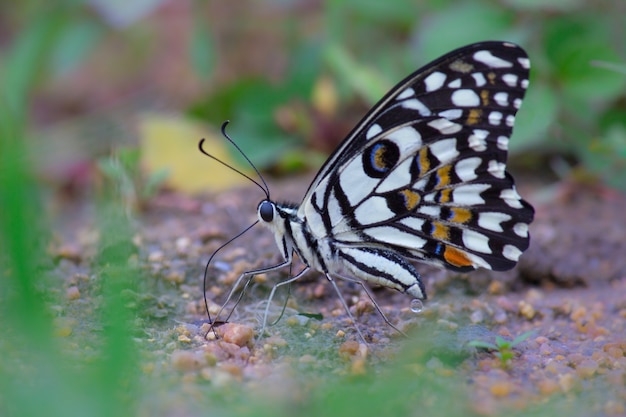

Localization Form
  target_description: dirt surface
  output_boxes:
[50,178,626,416]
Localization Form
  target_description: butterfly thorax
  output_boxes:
[257,199,334,274]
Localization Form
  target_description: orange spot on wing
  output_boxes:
[418,148,430,176]
[450,207,472,223]
[399,189,421,211]
[438,189,452,204]
[444,245,474,268]
[435,165,452,189]
[480,90,490,106]
[467,109,482,125]
[431,222,450,240]
[374,146,387,170]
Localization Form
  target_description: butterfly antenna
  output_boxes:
[203,220,259,337]
[197,121,270,199]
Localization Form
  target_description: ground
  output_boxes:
[50,177,626,416]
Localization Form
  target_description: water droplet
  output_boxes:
[410,299,424,313]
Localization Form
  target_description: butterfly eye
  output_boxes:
[258,201,274,222]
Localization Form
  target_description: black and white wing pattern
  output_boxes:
[293,42,534,297]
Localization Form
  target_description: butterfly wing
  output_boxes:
[299,41,534,273]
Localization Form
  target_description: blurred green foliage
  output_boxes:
[1,1,625,417]
[192,0,625,188]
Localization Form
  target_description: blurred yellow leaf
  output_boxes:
[139,113,250,193]
[312,76,338,117]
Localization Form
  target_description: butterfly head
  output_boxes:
[257,200,276,223]
[257,200,299,239]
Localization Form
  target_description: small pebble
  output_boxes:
[518,300,536,320]
[53,317,75,337]
[493,309,507,324]
[570,306,587,322]
[490,381,514,397]
[558,372,576,393]
[470,310,483,324]
[171,350,204,372]
[537,378,560,395]
[354,300,374,317]
[576,359,598,379]
[487,280,504,295]
[338,340,360,357]
[218,323,254,348]
[66,286,80,300]
[166,270,185,284]
[55,244,82,263]
[539,343,553,356]
[175,236,191,252]
[148,251,164,263]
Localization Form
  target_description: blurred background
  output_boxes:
[1,1,625,416]
[2,0,625,199]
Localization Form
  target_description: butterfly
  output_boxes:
[201,41,534,336]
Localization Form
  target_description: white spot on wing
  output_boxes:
[455,157,481,181]
[500,188,523,208]
[424,71,446,92]
[468,132,488,152]
[506,115,515,127]
[462,229,491,253]
[473,50,513,68]
[428,118,462,134]
[488,111,502,125]
[339,158,379,205]
[452,184,490,205]
[513,222,529,237]
[497,136,509,150]
[448,78,462,88]
[488,160,506,178]
[503,244,522,261]
[477,212,511,232]
[451,89,480,107]
[354,196,395,225]
[429,138,459,163]
[302,199,326,237]
[363,226,427,250]
[402,98,432,116]
[376,158,412,193]
[397,88,415,100]
[366,124,383,139]
[471,72,486,86]
[399,217,426,233]
[439,109,463,120]
[327,188,343,229]
[502,74,518,87]
[418,205,440,218]
[513,98,522,109]
[386,126,422,147]
[518,57,530,69]
[521,79,529,88]
[413,177,428,191]
[494,92,509,106]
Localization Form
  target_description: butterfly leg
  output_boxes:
[208,259,293,337]
[259,266,310,338]
[325,273,368,344]
[333,273,408,337]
